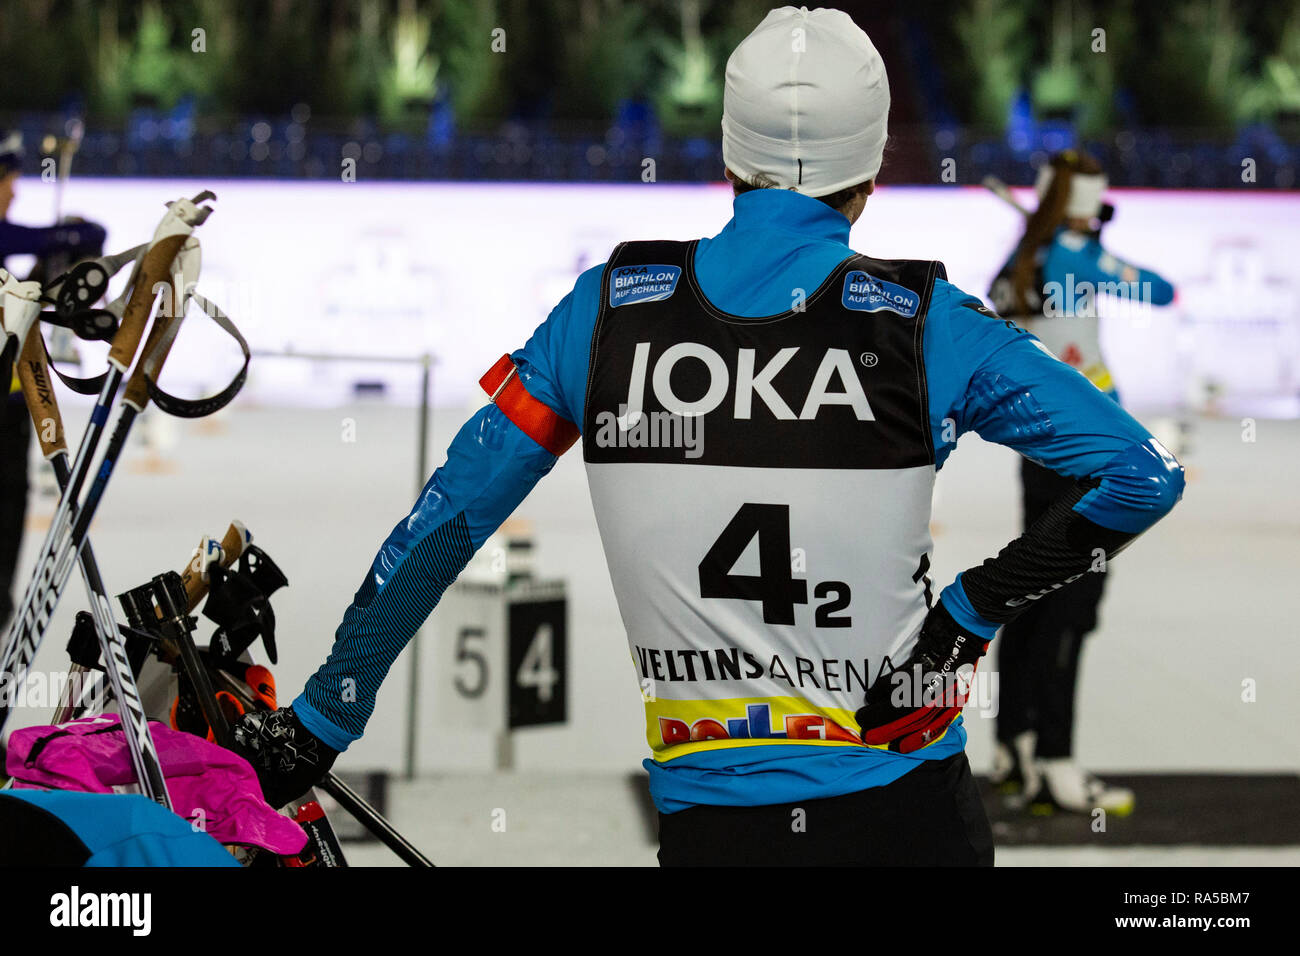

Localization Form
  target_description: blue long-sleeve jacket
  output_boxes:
[991,224,1175,399]
[295,189,1183,811]
[0,218,105,266]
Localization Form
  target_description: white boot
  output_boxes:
[990,731,1039,806]
[991,741,1017,788]
[1014,732,1040,800]
[1029,758,1135,816]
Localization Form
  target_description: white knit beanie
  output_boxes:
[722,6,891,197]
[1034,162,1109,220]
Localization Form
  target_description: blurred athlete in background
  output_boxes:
[0,131,106,629]
[988,150,1176,816]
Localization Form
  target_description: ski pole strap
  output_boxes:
[37,244,145,396]
[42,243,147,324]
[121,290,249,418]
[479,354,579,456]
[41,335,110,396]
[30,307,117,342]
[143,292,249,419]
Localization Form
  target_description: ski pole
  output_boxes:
[156,523,252,725]
[316,774,434,868]
[51,118,83,224]
[1,196,210,733]
[52,522,250,723]
[168,522,252,622]
[210,667,433,866]
[7,295,171,807]
[0,219,185,680]
[0,196,212,730]
[982,175,1031,217]
[152,573,233,750]
[210,655,434,867]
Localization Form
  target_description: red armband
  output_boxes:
[479,354,579,456]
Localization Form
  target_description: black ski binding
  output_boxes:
[118,571,199,647]
[66,610,161,676]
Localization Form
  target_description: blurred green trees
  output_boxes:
[933,0,1298,133]
[0,0,1294,134]
[952,0,1032,129]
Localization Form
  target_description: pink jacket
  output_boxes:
[6,714,307,855]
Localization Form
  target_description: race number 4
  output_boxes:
[698,503,851,627]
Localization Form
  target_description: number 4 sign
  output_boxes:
[507,596,567,729]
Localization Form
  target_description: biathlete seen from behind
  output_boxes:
[233,7,1184,866]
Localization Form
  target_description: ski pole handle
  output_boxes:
[178,521,251,613]
[108,233,188,372]
[1,276,63,457]
[152,521,250,662]
[108,192,212,372]
[15,323,67,459]
[122,235,200,409]
[122,312,176,408]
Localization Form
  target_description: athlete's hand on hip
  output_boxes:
[230,706,339,809]
[855,600,990,753]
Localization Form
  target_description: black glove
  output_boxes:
[855,600,989,753]
[231,706,338,809]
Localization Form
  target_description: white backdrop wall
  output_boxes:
[11,179,1300,414]
[7,179,1298,777]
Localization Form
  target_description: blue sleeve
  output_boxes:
[0,220,63,259]
[507,261,605,428]
[295,265,605,750]
[0,219,104,261]
[924,279,1184,637]
[1043,231,1175,306]
[295,405,560,749]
